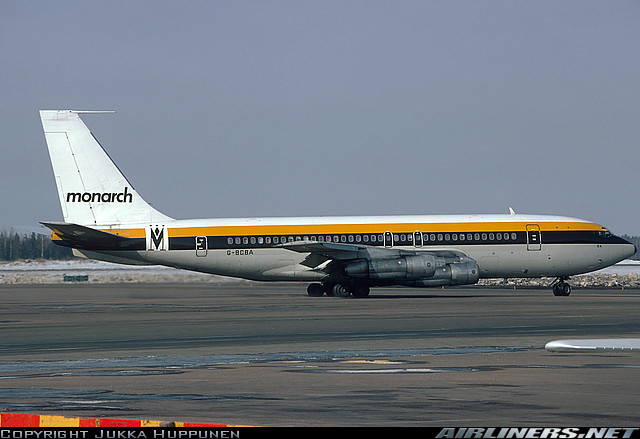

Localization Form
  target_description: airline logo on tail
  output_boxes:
[66,187,133,203]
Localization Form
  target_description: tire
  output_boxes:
[553,282,572,296]
[352,284,370,298]
[307,283,325,297]
[332,283,351,298]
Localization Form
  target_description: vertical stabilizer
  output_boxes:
[40,110,172,226]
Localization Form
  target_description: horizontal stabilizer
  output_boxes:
[41,221,134,250]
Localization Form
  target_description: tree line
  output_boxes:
[0,231,73,261]
[1,229,638,261]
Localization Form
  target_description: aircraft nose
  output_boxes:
[622,238,637,259]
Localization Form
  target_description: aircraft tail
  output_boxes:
[40,110,172,226]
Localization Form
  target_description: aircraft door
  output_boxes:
[196,236,208,257]
[526,224,541,251]
[414,231,422,248]
[384,231,393,248]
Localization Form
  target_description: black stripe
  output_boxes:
[55,230,628,251]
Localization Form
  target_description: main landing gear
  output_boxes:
[551,277,572,296]
[306,282,370,298]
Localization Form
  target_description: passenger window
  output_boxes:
[227,238,233,245]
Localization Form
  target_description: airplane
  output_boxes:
[39,110,636,298]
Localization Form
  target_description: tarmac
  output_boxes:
[0,281,639,426]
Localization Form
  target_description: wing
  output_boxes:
[281,240,469,261]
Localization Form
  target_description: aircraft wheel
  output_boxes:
[553,282,572,296]
[332,283,351,298]
[324,283,335,297]
[352,284,370,298]
[307,283,325,297]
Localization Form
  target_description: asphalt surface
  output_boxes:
[0,283,639,426]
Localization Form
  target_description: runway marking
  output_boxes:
[317,368,461,374]
[342,359,404,365]
[0,346,536,375]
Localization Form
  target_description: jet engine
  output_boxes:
[343,254,437,281]
[408,259,479,287]
[343,254,479,287]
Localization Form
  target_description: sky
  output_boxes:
[1,1,640,235]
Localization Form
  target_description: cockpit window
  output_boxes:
[599,229,612,238]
